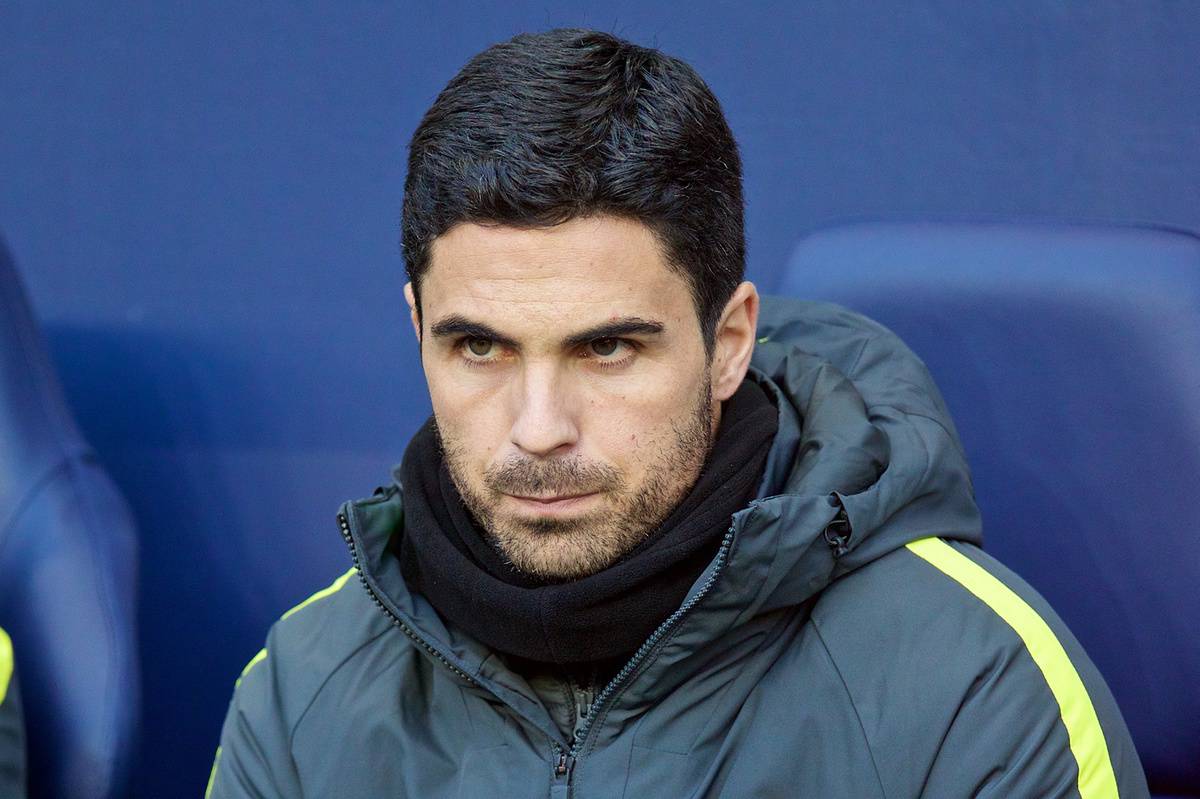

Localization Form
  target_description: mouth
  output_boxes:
[505,492,599,514]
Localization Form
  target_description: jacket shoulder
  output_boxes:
[207,567,397,797]
[809,538,1147,798]
[242,566,395,721]
[216,569,389,763]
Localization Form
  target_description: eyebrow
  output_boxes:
[427,313,665,351]
[428,315,520,348]
[561,317,665,349]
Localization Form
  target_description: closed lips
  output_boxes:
[511,493,592,502]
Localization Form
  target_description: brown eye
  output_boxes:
[466,337,493,357]
[590,338,619,357]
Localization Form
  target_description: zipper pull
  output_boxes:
[551,748,575,798]
[577,680,592,721]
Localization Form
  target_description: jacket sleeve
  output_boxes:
[916,649,1149,798]
[0,627,27,799]
[206,624,302,799]
[908,541,1150,799]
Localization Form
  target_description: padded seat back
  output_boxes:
[0,237,139,799]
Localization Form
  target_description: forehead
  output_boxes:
[422,215,697,332]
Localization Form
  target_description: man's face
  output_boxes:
[407,215,730,581]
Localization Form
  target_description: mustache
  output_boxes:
[483,456,622,496]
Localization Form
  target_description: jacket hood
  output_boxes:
[744,296,982,608]
[339,296,982,743]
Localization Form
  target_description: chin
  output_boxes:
[495,522,628,581]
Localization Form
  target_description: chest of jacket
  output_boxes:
[284,603,882,799]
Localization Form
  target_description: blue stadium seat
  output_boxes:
[0,236,139,799]
[781,220,1200,797]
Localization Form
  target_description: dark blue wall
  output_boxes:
[2,2,1197,794]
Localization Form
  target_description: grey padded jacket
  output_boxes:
[208,297,1148,798]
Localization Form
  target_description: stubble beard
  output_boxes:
[438,379,715,582]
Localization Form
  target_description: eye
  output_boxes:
[582,337,639,369]
[590,338,620,357]
[466,337,494,357]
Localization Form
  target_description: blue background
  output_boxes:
[2,2,1198,794]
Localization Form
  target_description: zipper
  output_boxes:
[337,509,479,686]
[340,502,742,797]
[556,522,740,787]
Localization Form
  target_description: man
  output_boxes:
[208,28,1148,798]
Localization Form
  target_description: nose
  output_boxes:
[508,361,579,457]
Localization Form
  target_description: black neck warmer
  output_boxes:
[393,378,779,665]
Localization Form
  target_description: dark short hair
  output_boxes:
[401,27,744,353]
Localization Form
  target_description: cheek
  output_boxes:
[586,378,703,465]
[427,378,505,471]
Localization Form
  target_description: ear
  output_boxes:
[403,282,422,344]
[710,281,760,402]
